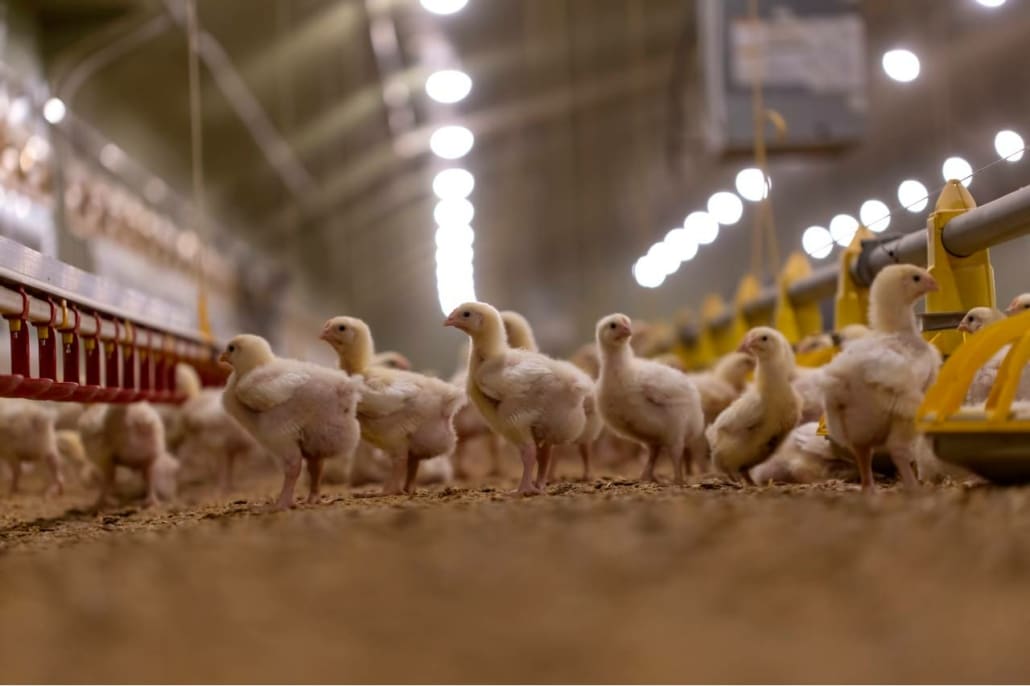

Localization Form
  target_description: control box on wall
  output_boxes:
[698,0,867,155]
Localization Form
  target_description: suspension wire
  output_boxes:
[184,0,212,339]
[746,0,781,281]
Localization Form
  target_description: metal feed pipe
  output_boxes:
[710,183,1030,329]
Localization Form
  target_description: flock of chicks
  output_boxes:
[4,265,1030,511]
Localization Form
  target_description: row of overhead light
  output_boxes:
[634,0,1016,288]
[632,171,766,289]
[801,131,1025,259]
[421,0,478,315]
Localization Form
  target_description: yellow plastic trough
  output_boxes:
[917,309,1030,482]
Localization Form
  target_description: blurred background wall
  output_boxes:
[0,0,1026,372]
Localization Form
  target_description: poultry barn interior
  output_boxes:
[3,0,1030,682]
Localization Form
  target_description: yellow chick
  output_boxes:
[321,316,463,495]
[445,302,592,495]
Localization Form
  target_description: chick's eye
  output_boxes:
[337,325,346,332]
[227,345,235,353]
[462,311,470,318]
[609,322,616,330]
[913,275,921,282]
[761,335,768,342]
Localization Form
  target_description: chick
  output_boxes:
[348,442,454,487]
[503,309,601,482]
[819,265,942,493]
[176,363,265,494]
[653,353,687,371]
[688,352,756,425]
[0,399,63,495]
[1006,293,1030,315]
[220,334,363,510]
[56,429,99,488]
[449,344,503,480]
[958,306,1030,404]
[445,302,591,494]
[792,366,827,424]
[570,343,601,378]
[958,307,1004,335]
[321,316,463,495]
[706,327,801,483]
[500,310,539,352]
[371,351,413,371]
[796,333,834,355]
[595,314,705,484]
[347,348,454,489]
[154,363,202,453]
[831,324,872,348]
[79,403,180,508]
[750,422,857,485]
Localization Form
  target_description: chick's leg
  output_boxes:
[271,447,303,511]
[43,450,65,497]
[671,441,686,485]
[853,446,875,495]
[515,443,541,495]
[382,450,405,496]
[143,462,160,508]
[92,456,116,511]
[219,451,237,494]
[306,457,324,503]
[640,445,660,483]
[579,442,593,481]
[545,449,559,483]
[886,439,921,492]
[535,443,552,490]
[403,453,420,494]
[9,459,21,495]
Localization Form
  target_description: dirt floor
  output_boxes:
[3,450,1030,683]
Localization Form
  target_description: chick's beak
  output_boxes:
[924,274,940,293]
[737,338,753,354]
[443,312,461,328]
[1006,299,1021,315]
[319,326,331,342]
[217,351,230,367]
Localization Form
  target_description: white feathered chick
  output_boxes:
[321,316,463,495]
[689,352,755,425]
[792,366,827,424]
[750,422,857,485]
[832,324,873,348]
[958,306,1030,404]
[957,306,1005,334]
[448,343,502,480]
[1006,293,1030,315]
[220,334,362,510]
[371,351,413,371]
[0,399,63,495]
[79,402,180,508]
[175,363,264,494]
[706,327,801,483]
[595,314,705,484]
[503,309,602,481]
[796,333,834,355]
[819,265,941,493]
[445,302,591,494]
[347,348,453,488]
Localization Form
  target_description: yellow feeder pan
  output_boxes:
[917,309,1030,482]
